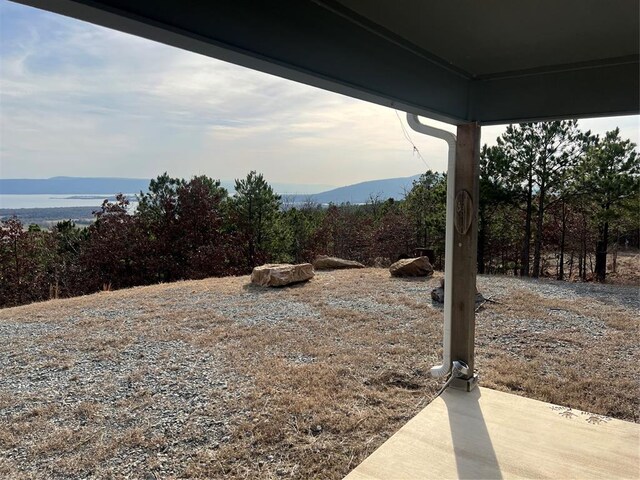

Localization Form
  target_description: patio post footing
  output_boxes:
[450,374,479,392]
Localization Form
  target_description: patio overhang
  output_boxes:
[10,1,639,477]
[11,0,640,125]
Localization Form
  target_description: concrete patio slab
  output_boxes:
[345,387,639,479]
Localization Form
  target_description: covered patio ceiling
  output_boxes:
[13,0,640,125]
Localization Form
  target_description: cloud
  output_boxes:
[1,1,638,185]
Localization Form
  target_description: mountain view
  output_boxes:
[1,1,639,479]
[304,174,420,204]
[0,174,423,227]
[0,175,420,203]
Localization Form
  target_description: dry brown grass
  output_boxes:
[0,269,638,479]
[477,289,639,422]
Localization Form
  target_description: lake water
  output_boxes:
[0,194,139,209]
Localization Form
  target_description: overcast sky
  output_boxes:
[1,1,638,188]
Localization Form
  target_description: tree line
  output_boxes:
[1,121,637,308]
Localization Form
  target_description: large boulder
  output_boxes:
[313,255,365,270]
[251,263,314,287]
[389,256,434,277]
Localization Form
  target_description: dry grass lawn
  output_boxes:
[0,269,638,479]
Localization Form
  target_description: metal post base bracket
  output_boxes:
[450,374,479,392]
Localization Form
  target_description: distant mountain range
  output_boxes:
[0,174,422,205]
[306,174,420,204]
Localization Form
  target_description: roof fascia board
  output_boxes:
[474,60,639,125]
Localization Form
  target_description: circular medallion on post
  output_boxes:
[454,190,473,235]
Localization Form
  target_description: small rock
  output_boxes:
[431,278,447,303]
[431,278,485,304]
[389,257,434,277]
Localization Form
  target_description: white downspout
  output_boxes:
[406,114,456,378]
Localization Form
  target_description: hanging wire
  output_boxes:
[394,109,430,170]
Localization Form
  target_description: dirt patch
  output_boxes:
[0,269,638,479]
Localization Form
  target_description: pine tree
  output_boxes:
[495,121,586,277]
[231,171,281,268]
[576,129,638,282]
[403,171,447,258]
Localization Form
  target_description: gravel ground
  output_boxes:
[0,269,638,479]
[479,274,640,310]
